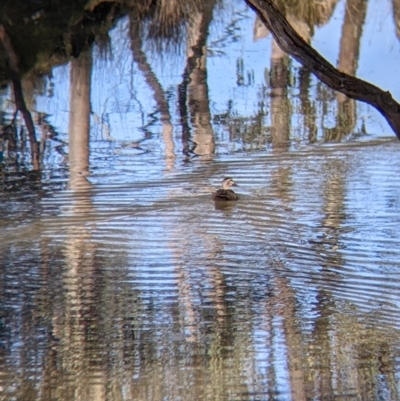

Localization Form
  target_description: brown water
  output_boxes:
[2,138,400,400]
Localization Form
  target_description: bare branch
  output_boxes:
[0,25,40,169]
[244,0,400,139]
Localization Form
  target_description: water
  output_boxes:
[2,0,400,399]
[2,138,400,400]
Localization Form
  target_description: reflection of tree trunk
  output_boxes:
[269,276,307,401]
[0,25,40,170]
[175,261,199,342]
[338,0,366,76]
[295,157,348,398]
[332,0,367,139]
[69,50,92,191]
[310,291,334,399]
[317,161,346,272]
[129,18,175,168]
[188,9,215,157]
[55,48,106,401]
[179,0,216,157]
[393,0,400,38]
[299,67,317,143]
[270,39,290,151]
[178,81,191,156]
[308,162,346,398]
[254,14,270,41]
[245,0,400,139]
[60,226,104,401]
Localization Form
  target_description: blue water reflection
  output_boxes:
[1,0,400,400]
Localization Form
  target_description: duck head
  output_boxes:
[222,177,238,190]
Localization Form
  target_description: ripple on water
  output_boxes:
[2,139,400,400]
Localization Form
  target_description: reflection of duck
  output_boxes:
[212,177,239,201]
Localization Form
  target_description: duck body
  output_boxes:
[212,177,239,201]
[212,188,239,201]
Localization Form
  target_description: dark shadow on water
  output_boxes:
[213,200,238,211]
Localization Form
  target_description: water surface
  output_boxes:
[2,0,400,400]
[2,138,400,400]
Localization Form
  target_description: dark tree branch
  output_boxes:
[0,25,40,169]
[244,0,400,139]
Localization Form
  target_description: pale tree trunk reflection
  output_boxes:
[393,0,400,38]
[246,0,400,137]
[55,49,106,401]
[129,18,175,170]
[69,50,91,191]
[298,67,317,143]
[269,34,306,398]
[266,275,307,400]
[270,39,290,151]
[309,160,347,398]
[179,0,216,158]
[187,12,215,157]
[332,0,367,140]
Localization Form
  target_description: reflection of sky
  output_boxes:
[314,0,400,131]
[4,3,400,397]
[358,0,400,100]
[32,0,400,146]
[307,0,400,100]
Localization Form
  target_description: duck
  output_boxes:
[212,177,239,201]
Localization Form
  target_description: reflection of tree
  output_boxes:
[68,50,91,190]
[392,0,400,39]
[318,161,347,268]
[270,39,290,151]
[0,25,40,170]
[254,0,339,42]
[0,1,120,168]
[308,291,335,399]
[325,0,368,141]
[178,0,216,157]
[307,160,346,397]
[246,0,400,139]
[4,2,400,400]
[54,49,106,401]
[298,67,317,143]
[269,275,307,400]
[3,192,400,400]
[129,17,175,169]
[274,0,339,31]
[252,0,369,146]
